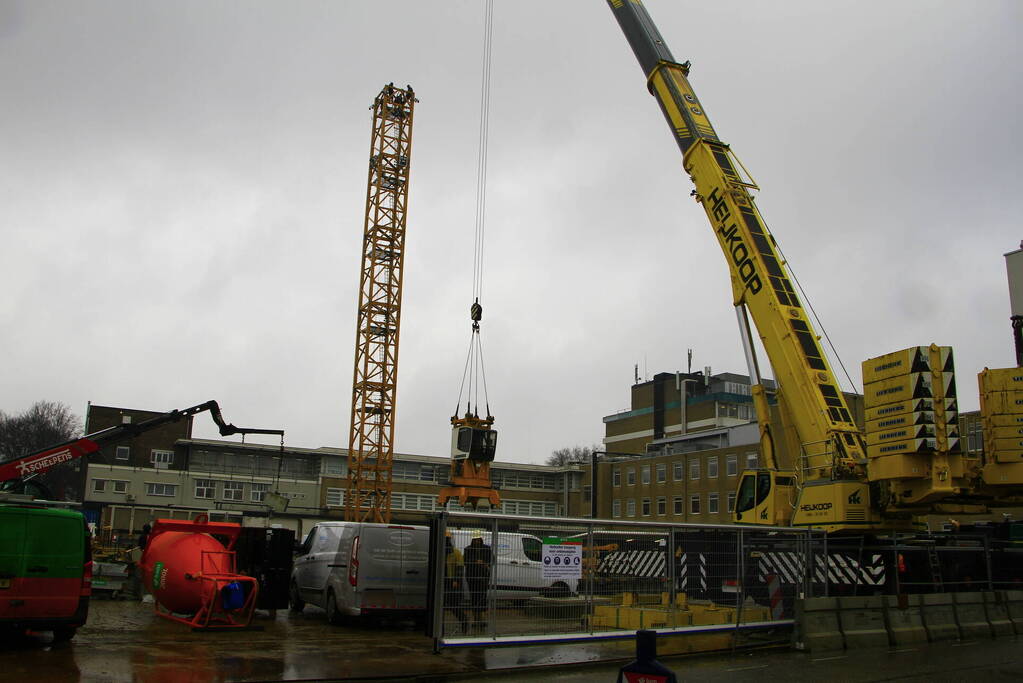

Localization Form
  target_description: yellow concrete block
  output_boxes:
[691,606,733,626]
[619,607,643,630]
[667,610,692,627]
[740,605,770,622]
[641,609,670,628]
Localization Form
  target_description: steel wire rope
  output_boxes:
[455,0,495,417]
[763,215,859,395]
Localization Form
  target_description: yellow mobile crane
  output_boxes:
[607,0,1017,536]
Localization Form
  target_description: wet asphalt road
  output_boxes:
[1,598,475,682]
[3,598,1023,682]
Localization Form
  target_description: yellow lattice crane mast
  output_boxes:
[345,83,416,523]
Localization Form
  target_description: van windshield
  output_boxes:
[522,537,541,562]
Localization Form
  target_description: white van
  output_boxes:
[449,529,578,599]
[290,521,428,622]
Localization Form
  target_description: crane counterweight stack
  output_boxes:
[346,83,416,524]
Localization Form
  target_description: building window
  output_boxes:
[746,452,758,470]
[727,491,736,513]
[673,496,683,515]
[708,492,719,514]
[642,498,651,516]
[657,497,666,515]
[641,465,651,485]
[708,456,719,479]
[626,499,636,517]
[112,480,128,494]
[656,463,666,483]
[323,457,345,476]
[93,479,106,493]
[726,454,738,477]
[195,479,215,499]
[151,449,174,468]
[121,415,132,424]
[613,499,621,518]
[419,466,436,482]
[115,446,130,461]
[223,481,243,501]
[326,487,345,507]
[627,468,636,486]
[690,494,701,515]
[146,482,176,497]
[395,493,438,511]
[251,483,270,503]
[613,468,621,487]
[689,458,700,480]
[673,461,683,481]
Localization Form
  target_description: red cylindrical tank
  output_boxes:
[141,531,232,614]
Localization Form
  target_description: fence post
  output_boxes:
[431,511,448,653]
[892,537,900,596]
[667,525,676,609]
[823,532,829,597]
[489,516,498,639]
[733,527,745,649]
[984,536,994,591]
[587,522,594,635]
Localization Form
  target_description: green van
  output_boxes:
[0,503,92,641]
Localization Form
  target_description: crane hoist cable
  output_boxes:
[760,212,859,395]
[454,0,495,421]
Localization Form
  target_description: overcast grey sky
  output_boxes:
[1,0,1020,464]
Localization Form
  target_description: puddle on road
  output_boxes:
[1,598,479,682]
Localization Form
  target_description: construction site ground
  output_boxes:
[2,598,1022,682]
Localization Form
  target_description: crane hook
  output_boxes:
[471,298,483,332]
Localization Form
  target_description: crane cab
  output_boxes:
[451,425,497,462]
[732,469,796,527]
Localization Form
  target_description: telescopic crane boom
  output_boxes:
[608,0,869,528]
[0,401,284,497]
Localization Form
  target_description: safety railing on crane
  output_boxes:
[798,439,838,486]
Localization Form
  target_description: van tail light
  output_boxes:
[82,560,93,597]
[349,536,360,587]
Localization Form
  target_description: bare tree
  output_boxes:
[0,401,83,500]
[0,401,81,461]
[545,444,599,467]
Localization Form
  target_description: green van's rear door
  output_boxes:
[0,507,28,618]
[0,507,84,619]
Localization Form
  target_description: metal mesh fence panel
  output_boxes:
[431,511,823,647]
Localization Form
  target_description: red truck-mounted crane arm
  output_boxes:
[0,400,284,489]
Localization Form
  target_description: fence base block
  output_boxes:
[954,592,992,640]
[838,596,889,649]
[884,595,927,646]
[920,593,959,642]
[794,597,843,652]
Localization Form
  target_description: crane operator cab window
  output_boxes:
[451,426,498,463]
[734,471,771,521]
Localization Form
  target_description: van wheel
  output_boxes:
[542,582,571,598]
[289,582,305,613]
[52,627,77,643]
[326,589,343,625]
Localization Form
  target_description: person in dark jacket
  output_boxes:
[444,532,469,634]
[463,531,493,632]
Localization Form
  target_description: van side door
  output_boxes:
[293,526,319,600]
[306,526,341,602]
